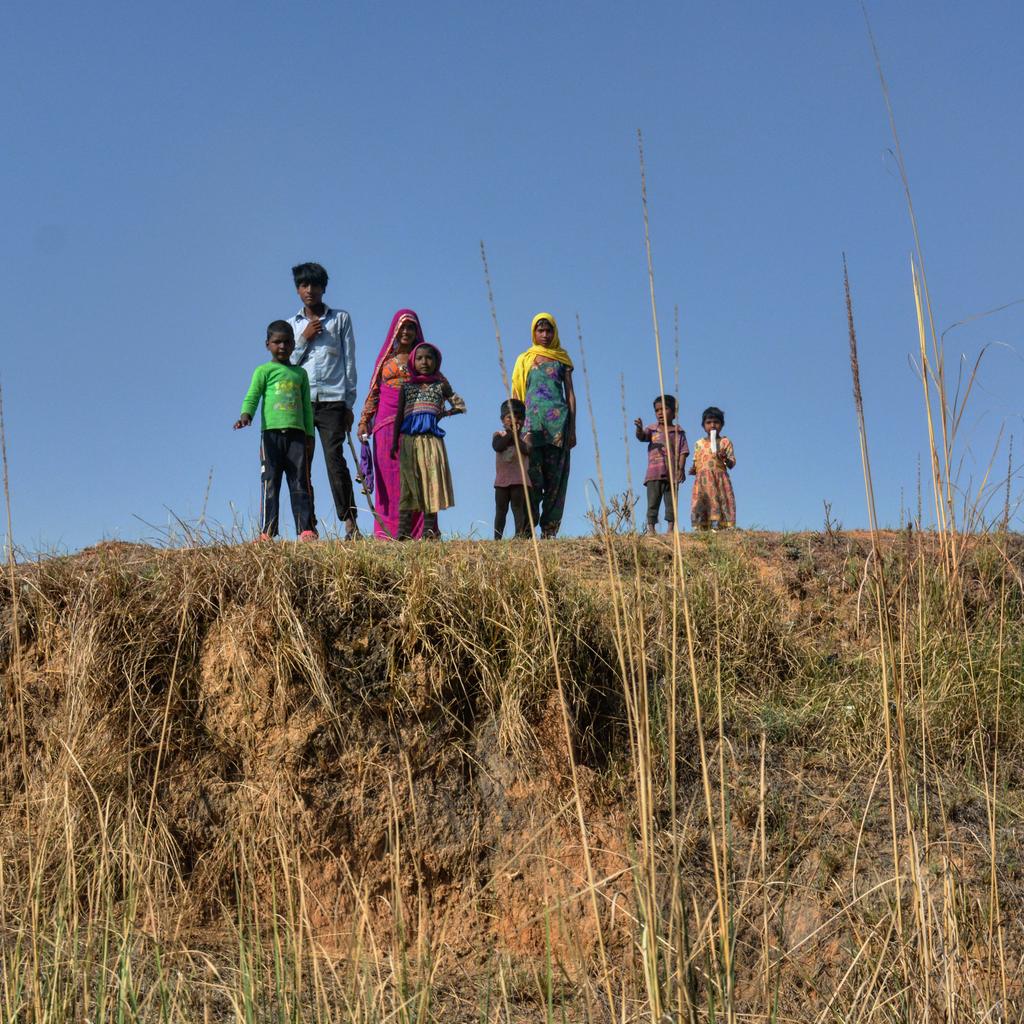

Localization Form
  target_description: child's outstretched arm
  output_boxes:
[634,417,649,441]
[235,366,265,429]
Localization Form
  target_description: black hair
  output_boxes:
[291,262,329,289]
[653,394,677,412]
[500,398,527,419]
[701,406,725,427]
[266,319,295,341]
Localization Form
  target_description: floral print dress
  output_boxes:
[524,359,571,533]
[689,436,736,528]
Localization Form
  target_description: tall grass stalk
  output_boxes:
[1,383,29,822]
[637,127,736,1020]
[575,319,650,1020]
[843,256,909,974]
[480,241,616,1016]
[863,4,958,560]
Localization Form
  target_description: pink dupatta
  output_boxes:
[366,310,425,540]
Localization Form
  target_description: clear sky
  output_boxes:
[3,1,1022,551]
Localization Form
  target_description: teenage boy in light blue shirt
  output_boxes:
[286,262,360,538]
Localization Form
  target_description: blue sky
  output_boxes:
[3,1,1022,550]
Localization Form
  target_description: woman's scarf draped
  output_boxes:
[407,342,443,384]
[510,312,574,401]
[367,309,425,396]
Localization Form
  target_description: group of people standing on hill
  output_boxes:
[235,262,736,541]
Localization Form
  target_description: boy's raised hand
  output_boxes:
[633,417,644,431]
[300,317,322,341]
[233,414,252,430]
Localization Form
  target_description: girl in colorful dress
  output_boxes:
[689,406,736,530]
[510,312,576,538]
[358,310,425,539]
[390,343,466,539]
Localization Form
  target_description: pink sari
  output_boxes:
[360,311,425,539]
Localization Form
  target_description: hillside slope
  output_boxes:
[2,531,1022,1020]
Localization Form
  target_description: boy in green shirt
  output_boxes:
[234,321,317,540]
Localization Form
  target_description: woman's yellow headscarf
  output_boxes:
[510,312,575,401]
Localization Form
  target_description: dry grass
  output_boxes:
[0,532,1022,1021]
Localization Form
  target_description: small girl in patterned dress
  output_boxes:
[391,343,466,539]
[689,406,736,530]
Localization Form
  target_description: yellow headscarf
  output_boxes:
[510,312,574,401]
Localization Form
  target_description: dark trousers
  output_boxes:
[310,401,357,527]
[260,429,314,536]
[528,445,571,535]
[646,478,680,525]
[494,485,530,539]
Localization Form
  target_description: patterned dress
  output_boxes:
[397,377,466,514]
[524,359,571,533]
[689,436,736,529]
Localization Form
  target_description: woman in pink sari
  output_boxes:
[357,310,425,539]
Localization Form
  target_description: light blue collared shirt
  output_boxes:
[287,305,357,408]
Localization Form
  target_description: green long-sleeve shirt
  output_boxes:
[240,362,314,435]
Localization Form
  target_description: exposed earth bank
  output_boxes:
[2,532,1022,1015]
